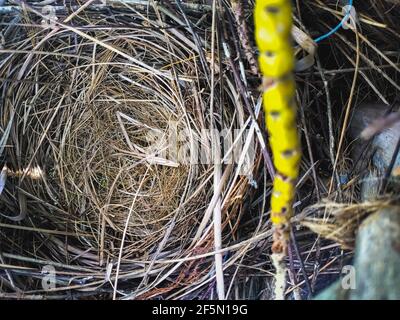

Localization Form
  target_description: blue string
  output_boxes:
[314,0,354,43]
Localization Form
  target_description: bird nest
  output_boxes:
[0,3,262,298]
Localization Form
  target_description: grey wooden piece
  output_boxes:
[316,207,400,300]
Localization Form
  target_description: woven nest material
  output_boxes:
[0,3,263,299]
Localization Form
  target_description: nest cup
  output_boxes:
[1,13,212,260]
[0,5,257,297]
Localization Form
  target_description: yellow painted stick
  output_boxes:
[254,0,300,254]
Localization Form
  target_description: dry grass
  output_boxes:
[298,200,393,249]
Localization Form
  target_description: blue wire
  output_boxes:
[314,0,354,43]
